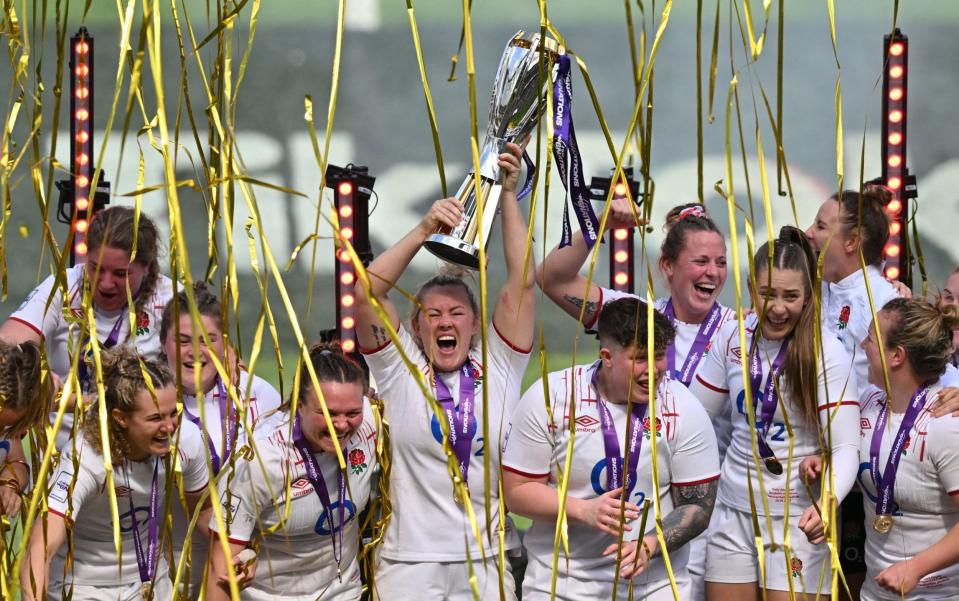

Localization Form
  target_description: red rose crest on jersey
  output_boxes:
[837,305,851,331]
[642,416,662,440]
[349,448,368,475]
[790,556,803,578]
[135,310,150,336]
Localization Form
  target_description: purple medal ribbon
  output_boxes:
[517,151,536,201]
[182,378,236,474]
[292,413,347,566]
[433,363,477,485]
[747,338,790,463]
[78,314,128,390]
[662,300,723,386]
[552,54,600,249]
[126,458,160,587]
[590,362,648,493]
[869,382,933,518]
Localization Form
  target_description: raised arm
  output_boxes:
[20,511,67,601]
[492,142,536,351]
[354,198,463,351]
[535,195,636,326]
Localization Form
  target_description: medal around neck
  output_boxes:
[424,30,561,269]
[873,514,893,534]
[763,456,784,476]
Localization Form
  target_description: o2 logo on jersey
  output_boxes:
[736,389,786,441]
[120,506,153,533]
[430,414,485,457]
[315,500,357,535]
[855,462,902,516]
[589,458,646,506]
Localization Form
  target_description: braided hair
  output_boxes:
[0,341,52,437]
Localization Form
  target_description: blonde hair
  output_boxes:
[82,346,173,462]
[881,297,959,381]
[0,341,52,437]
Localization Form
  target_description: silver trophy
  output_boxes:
[424,31,561,269]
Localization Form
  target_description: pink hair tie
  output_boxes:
[678,205,706,221]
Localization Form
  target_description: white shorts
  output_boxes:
[244,557,362,601]
[522,558,686,601]
[47,577,173,601]
[686,531,707,601]
[705,503,830,594]
[373,556,516,601]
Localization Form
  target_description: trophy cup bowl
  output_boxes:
[423,31,561,269]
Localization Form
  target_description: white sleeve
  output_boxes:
[487,320,532,387]
[688,322,734,419]
[818,339,861,504]
[928,413,959,496]
[47,443,100,520]
[250,375,282,424]
[211,454,259,544]
[8,272,64,338]
[361,324,425,391]
[668,387,721,485]
[177,421,211,493]
[584,287,637,331]
[501,378,554,478]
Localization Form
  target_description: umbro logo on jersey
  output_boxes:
[860,417,871,430]
[574,415,599,432]
[731,347,742,365]
[114,486,132,498]
[291,477,315,499]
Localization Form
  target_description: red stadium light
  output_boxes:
[889,42,904,56]
[75,241,88,255]
[888,110,903,124]
[341,294,355,308]
[614,272,629,286]
[887,176,901,190]
[338,181,353,196]
[614,229,628,241]
[887,155,902,168]
[889,222,901,236]
[889,65,903,79]
[342,317,355,329]
[341,339,356,353]
[340,272,354,285]
[889,88,903,101]
[75,109,89,121]
[76,219,88,233]
[887,199,902,214]
[885,265,900,280]
[614,250,628,263]
[76,197,89,211]
[888,133,902,145]
[880,30,909,286]
[339,205,353,218]
[885,243,900,258]
[341,227,353,240]
[613,182,627,197]
[76,40,89,54]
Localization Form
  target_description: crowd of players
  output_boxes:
[2,141,959,601]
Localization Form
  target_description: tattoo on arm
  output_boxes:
[562,294,599,317]
[371,325,389,347]
[657,480,718,555]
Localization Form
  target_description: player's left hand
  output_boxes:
[603,535,657,579]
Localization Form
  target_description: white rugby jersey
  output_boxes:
[690,316,860,517]
[502,363,720,588]
[858,382,959,601]
[587,289,737,455]
[46,419,207,586]
[10,265,173,449]
[820,265,898,395]
[362,322,529,561]
[211,403,378,597]
[171,371,282,581]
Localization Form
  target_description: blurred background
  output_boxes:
[2,1,958,392]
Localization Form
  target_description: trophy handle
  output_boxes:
[423,175,498,269]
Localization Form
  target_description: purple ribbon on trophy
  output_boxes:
[591,362,647,494]
[553,53,600,249]
[662,300,723,386]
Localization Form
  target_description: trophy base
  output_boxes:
[423,234,480,270]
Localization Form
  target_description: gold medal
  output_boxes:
[764,456,783,475]
[873,514,893,534]
[140,581,153,601]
